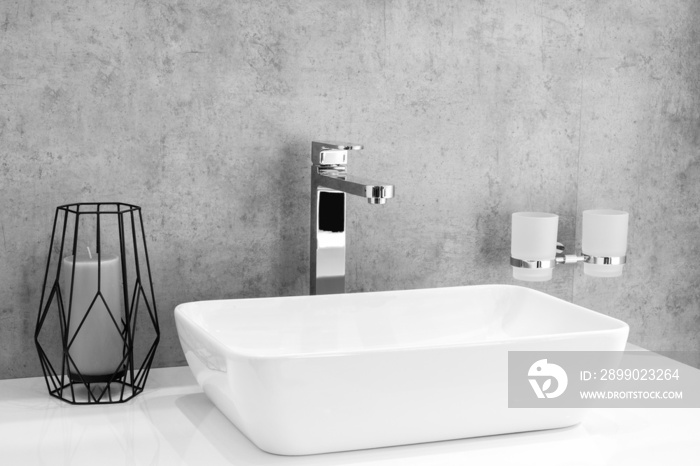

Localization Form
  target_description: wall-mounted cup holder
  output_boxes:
[510,210,629,282]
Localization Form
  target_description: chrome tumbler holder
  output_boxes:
[510,242,627,270]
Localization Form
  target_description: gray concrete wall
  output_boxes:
[1,0,698,379]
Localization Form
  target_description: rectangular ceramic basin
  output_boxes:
[174,285,629,455]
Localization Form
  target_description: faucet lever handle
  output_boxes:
[312,141,363,166]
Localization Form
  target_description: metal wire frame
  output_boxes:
[35,203,160,404]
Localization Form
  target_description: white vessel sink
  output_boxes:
[174,285,629,455]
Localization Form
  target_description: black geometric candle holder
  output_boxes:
[35,203,160,404]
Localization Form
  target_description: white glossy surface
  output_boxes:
[175,285,630,455]
[1,364,699,465]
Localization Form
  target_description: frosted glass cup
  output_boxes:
[582,209,629,277]
[511,212,559,282]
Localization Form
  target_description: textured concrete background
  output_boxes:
[0,0,698,379]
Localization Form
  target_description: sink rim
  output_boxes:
[175,284,630,361]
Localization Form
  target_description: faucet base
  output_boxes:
[310,186,347,295]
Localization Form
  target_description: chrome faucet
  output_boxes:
[310,141,395,295]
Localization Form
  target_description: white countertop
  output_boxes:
[1,365,698,466]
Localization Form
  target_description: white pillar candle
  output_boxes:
[62,253,124,377]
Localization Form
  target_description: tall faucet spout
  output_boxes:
[314,172,395,203]
[309,140,395,295]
